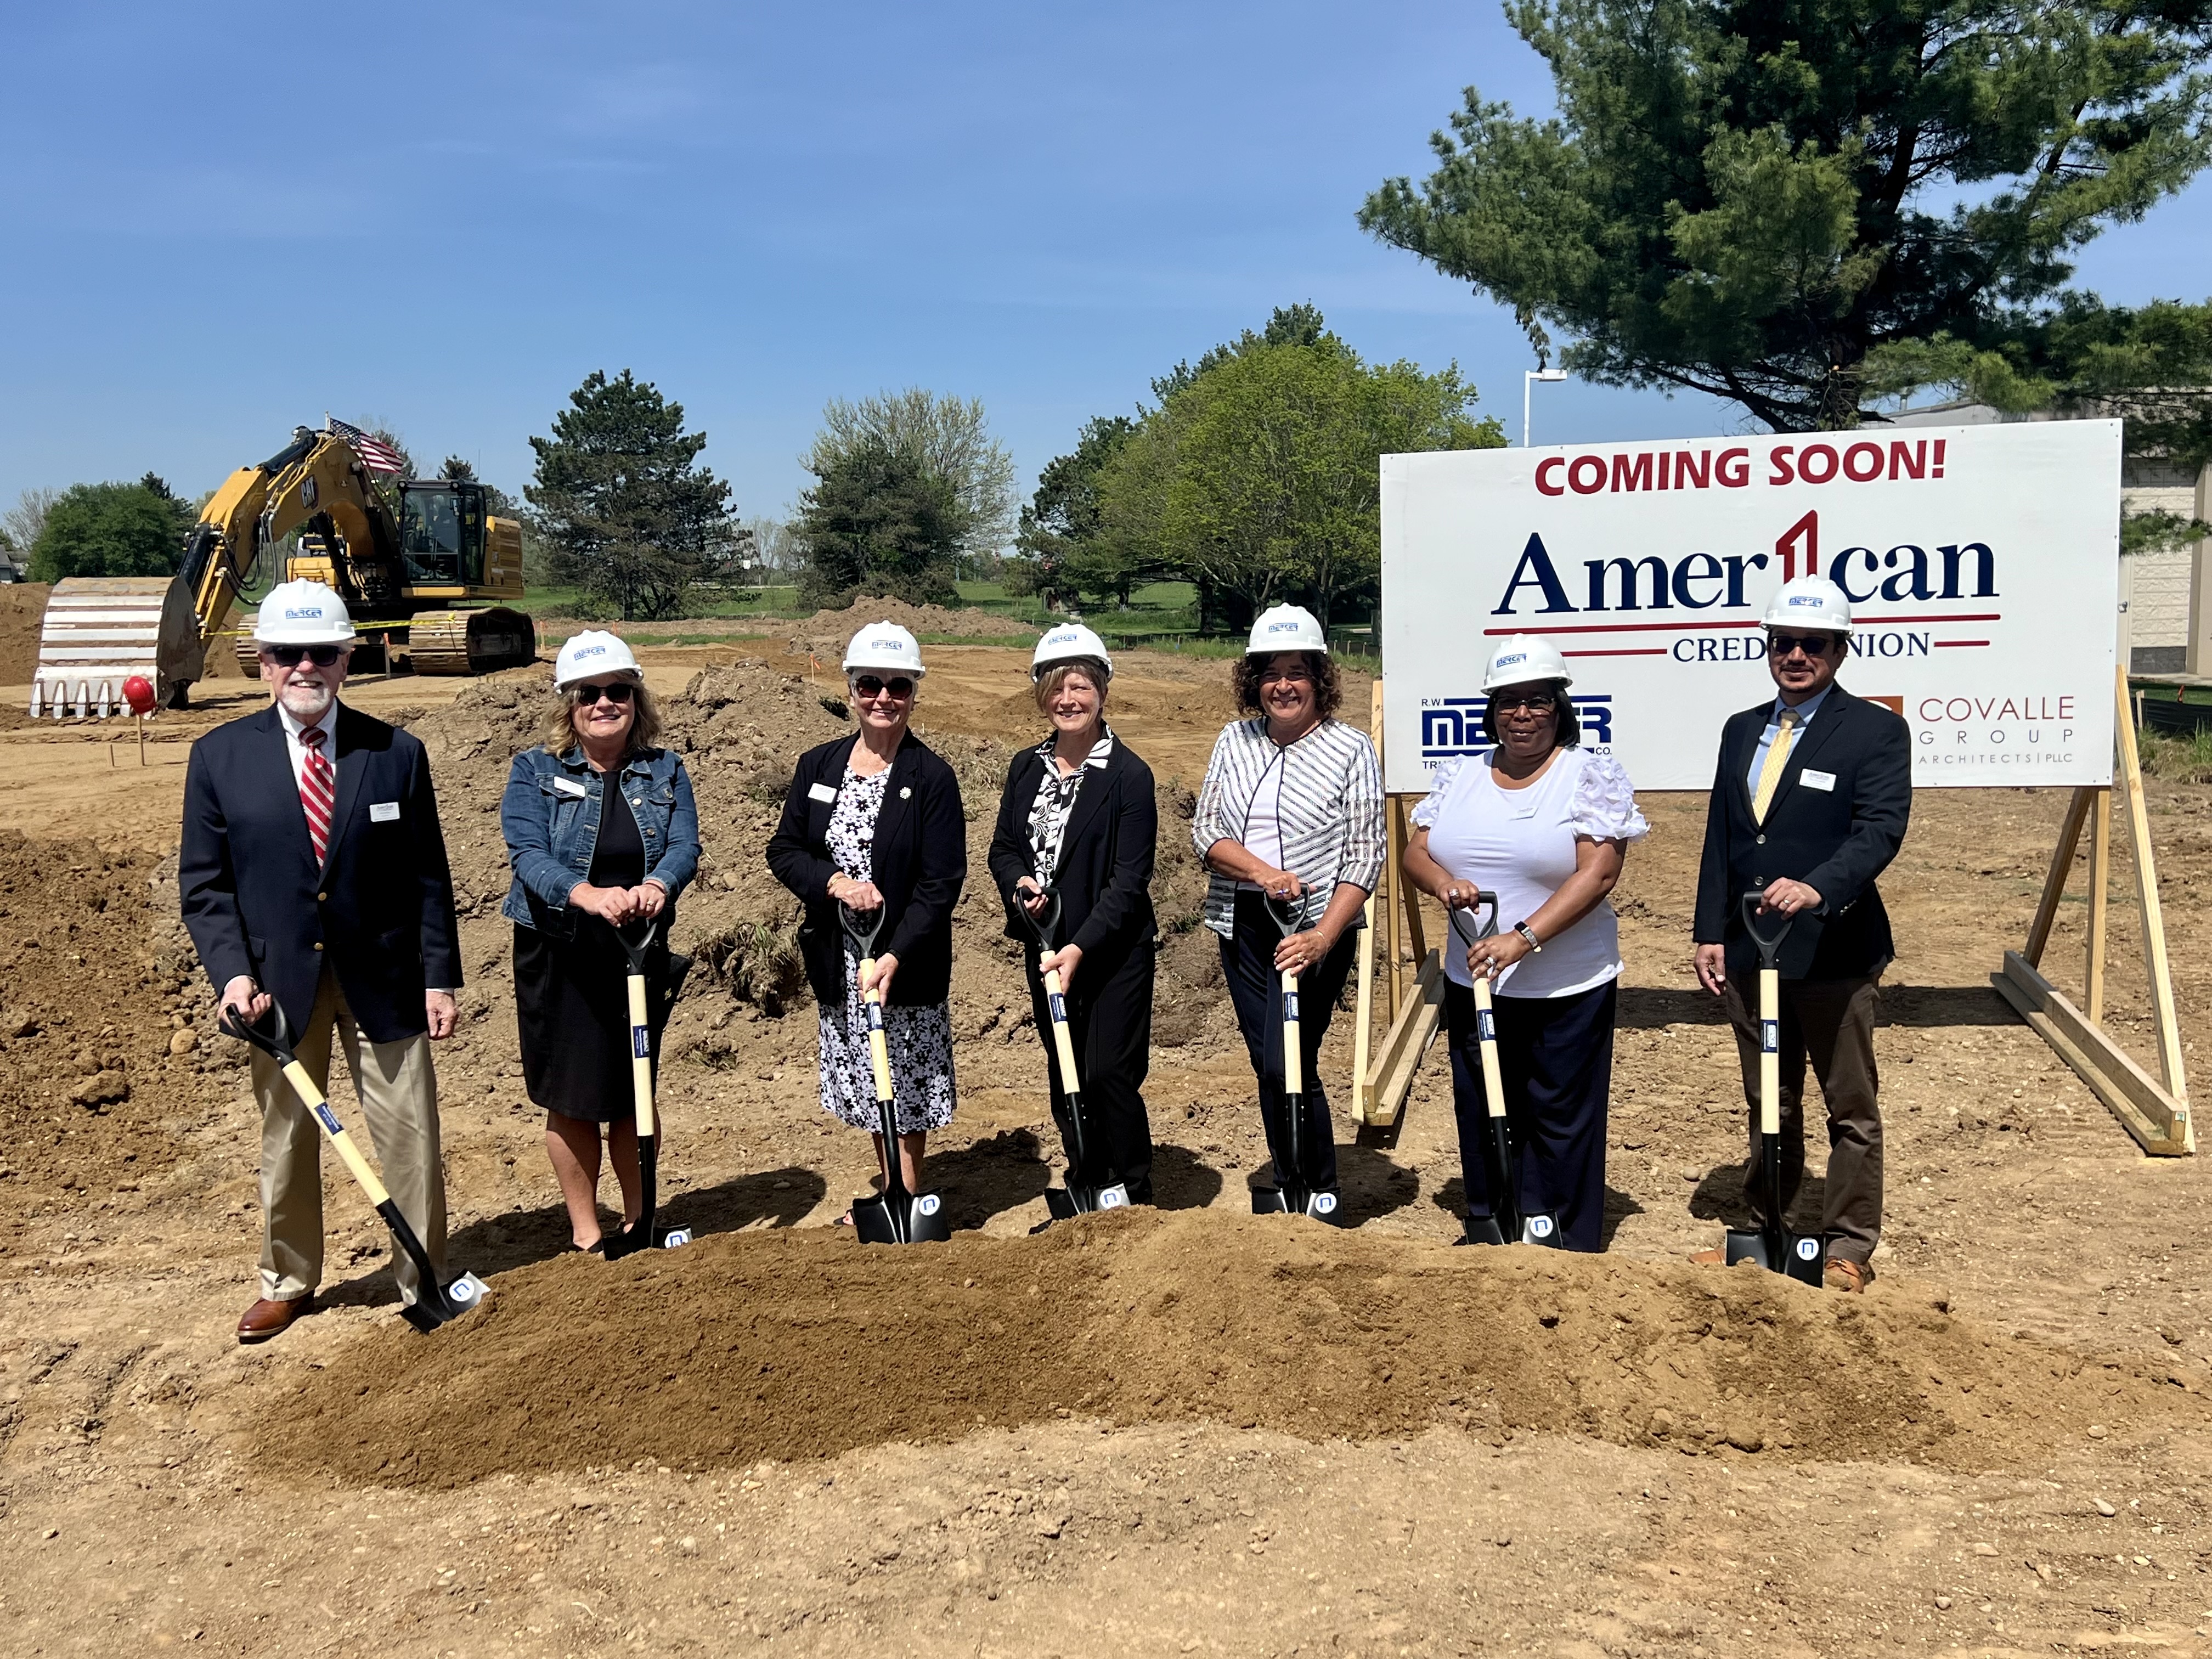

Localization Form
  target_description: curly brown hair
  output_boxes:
[1233,649,1341,720]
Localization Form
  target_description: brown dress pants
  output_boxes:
[1722,971,1883,1265]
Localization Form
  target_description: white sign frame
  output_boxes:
[1379,420,2120,793]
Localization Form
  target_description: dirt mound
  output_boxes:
[0,833,238,1197]
[259,1208,2203,1487]
[785,596,1037,662]
[0,582,52,686]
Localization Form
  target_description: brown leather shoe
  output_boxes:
[1824,1257,1873,1294]
[236,1295,314,1344]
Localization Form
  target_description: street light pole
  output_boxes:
[1522,368,1567,448]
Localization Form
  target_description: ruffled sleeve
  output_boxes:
[1408,755,1465,830]
[1569,752,1650,842]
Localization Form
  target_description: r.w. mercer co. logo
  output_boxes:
[575,644,607,658]
[1421,695,1614,761]
[1266,618,1301,634]
[283,607,325,620]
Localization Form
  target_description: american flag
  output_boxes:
[326,416,409,477]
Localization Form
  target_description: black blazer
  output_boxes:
[1694,684,1911,983]
[986,737,1158,964]
[766,732,967,1007]
[180,702,461,1044]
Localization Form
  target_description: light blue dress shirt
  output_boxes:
[1745,684,1833,799]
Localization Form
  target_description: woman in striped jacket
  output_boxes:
[1192,605,1385,1209]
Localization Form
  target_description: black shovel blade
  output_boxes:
[1519,1212,1567,1248]
[1251,1183,1345,1223]
[1045,1181,1132,1220]
[397,1271,492,1333]
[1724,1228,1826,1283]
[853,1189,952,1245]
[1458,1215,1508,1246]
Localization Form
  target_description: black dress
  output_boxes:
[514,783,669,1123]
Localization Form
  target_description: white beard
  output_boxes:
[278,680,335,722]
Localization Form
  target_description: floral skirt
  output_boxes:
[816,949,957,1134]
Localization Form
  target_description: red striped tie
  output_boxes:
[300,726,336,867]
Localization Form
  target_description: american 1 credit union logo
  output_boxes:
[1421,694,1615,766]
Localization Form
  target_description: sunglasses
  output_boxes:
[853,675,915,699]
[1767,631,1837,658]
[264,645,346,668]
[572,680,635,705]
[1491,691,1558,713]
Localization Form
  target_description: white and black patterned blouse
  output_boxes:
[1024,727,1116,884]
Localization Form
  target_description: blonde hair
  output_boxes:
[1032,658,1109,714]
[540,678,663,757]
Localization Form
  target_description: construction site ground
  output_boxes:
[3,607,2211,1657]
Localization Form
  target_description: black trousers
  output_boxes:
[1221,892,1357,1192]
[1022,936,1156,1201]
[1442,978,1616,1251]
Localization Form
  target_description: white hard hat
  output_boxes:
[1481,635,1574,692]
[1247,604,1327,656]
[842,620,927,678]
[1763,575,1852,632]
[252,580,356,646]
[1032,622,1113,680]
[554,629,642,690]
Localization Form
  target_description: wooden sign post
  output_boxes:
[1990,668,2193,1155]
[1352,679,1444,1133]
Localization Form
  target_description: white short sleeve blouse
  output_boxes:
[1410,747,1649,998]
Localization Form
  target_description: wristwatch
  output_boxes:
[1513,922,1542,953]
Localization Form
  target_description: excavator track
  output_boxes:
[405,606,538,675]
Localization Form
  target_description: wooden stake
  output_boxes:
[1352,680,1384,1122]
[2024,787,2092,969]
[2114,666,2190,1127]
[2085,786,2112,1024]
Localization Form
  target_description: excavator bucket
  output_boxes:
[31,577,205,718]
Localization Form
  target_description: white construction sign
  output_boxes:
[1379,419,2120,792]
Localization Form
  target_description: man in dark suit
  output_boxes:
[1692,575,1911,1291]
[179,580,462,1342]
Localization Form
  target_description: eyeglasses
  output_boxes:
[572,680,635,705]
[1767,631,1837,659]
[1257,667,1312,686]
[853,675,915,699]
[1491,691,1558,713]
[263,645,346,668]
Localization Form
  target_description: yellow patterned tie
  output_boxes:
[1751,707,1799,825]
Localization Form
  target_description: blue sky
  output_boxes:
[2,1,2208,526]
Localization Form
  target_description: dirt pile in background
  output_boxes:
[0,583,51,685]
[261,1207,2203,1487]
[784,596,1038,661]
[0,833,237,1195]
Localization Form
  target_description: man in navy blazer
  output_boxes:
[1692,575,1911,1292]
[179,581,462,1342]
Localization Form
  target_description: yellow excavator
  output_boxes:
[184,422,537,681]
[31,424,537,717]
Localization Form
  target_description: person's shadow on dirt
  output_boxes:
[660,1165,828,1240]
[1146,1142,1224,1210]
[1336,1143,1421,1222]
[1688,1163,1827,1233]
[930,1127,1051,1229]
[1429,1175,1646,1249]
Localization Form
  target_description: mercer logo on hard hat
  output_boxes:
[284,607,323,620]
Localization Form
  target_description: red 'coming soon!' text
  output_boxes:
[1536,439,1949,498]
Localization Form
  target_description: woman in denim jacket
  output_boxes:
[500,631,699,1251]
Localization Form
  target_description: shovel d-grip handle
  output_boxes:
[614,918,662,977]
[1739,889,1797,970]
[1015,883,1063,952]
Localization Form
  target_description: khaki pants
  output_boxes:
[1722,971,1883,1266]
[250,967,446,1304]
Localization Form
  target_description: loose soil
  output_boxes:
[4,638,2211,1657]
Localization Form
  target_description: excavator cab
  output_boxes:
[397,481,487,587]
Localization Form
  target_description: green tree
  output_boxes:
[526,370,736,620]
[1017,415,1166,610]
[1361,1,2212,431]
[793,437,969,609]
[803,390,1014,569]
[29,480,189,582]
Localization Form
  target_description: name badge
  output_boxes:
[1801,769,1837,792]
[552,777,588,798]
[808,782,839,804]
[1509,803,1540,820]
[369,801,401,822]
